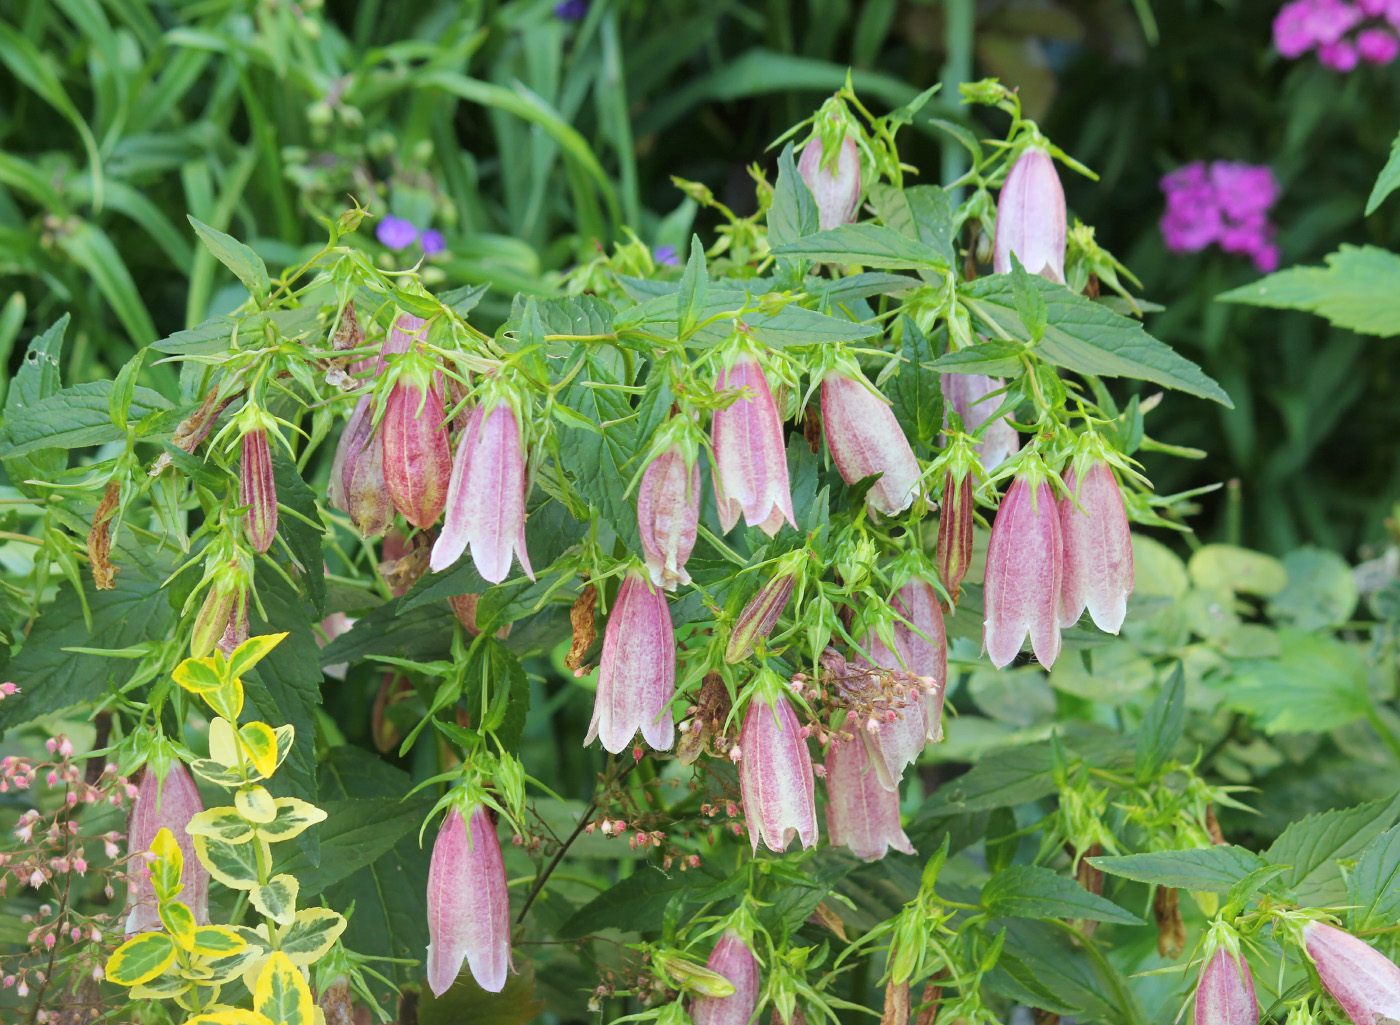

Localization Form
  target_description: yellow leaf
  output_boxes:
[187,807,256,845]
[250,874,299,927]
[160,900,198,951]
[226,633,288,679]
[208,717,239,767]
[253,951,314,1025]
[192,834,264,891]
[238,721,278,779]
[206,676,245,723]
[236,785,277,824]
[172,657,224,694]
[149,827,184,901]
[106,932,177,987]
[183,1009,274,1025]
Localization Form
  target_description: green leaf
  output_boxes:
[868,183,956,268]
[193,834,264,891]
[962,275,1233,406]
[616,288,880,349]
[5,315,67,418]
[1010,256,1049,342]
[557,866,697,939]
[106,931,177,987]
[278,907,347,964]
[438,283,490,318]
[1090,846,1267,892]
[188,216,271,304]
[277,793,432,895]
[250,874,299,927]
[929,339,1025,377]
[1368,130,1400,215]
[1135,663,1186,782]
[1188,544,1288,596]
[0,381,177,458]
[1222,630,1370,735]
[920,742,1059,814]
[557,348,640,549]
[993,919,1138,1024]
[1268,546,1358,630]
[769,223,950,270]
[1348,824,1400,931]
[320,600,456,666]
[1264,792,1400,903]
[768,142,819,248]
[980,865,1141,924]
[57,222,158,345]
[677,235,708,340]
[1218,245,1400,337]
[886,315,943,456]
[270,447,326,616]
[419,958,546,1025]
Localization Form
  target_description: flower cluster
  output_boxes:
[376,213,446,255]
[1274,0,1400,69]
[1160,161,1281,272]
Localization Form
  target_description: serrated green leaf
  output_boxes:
[981,865,1142,924]
[1219,244,1400,337]
[887,315,943,456]
[0,380,177,458]
[1348,824,1400,931]
[1222,631,1370,735]
[1090,846,1267,892]
[770,223,949,269]
[1135,663,1186,782]
[768,142,819,249]
[1265,792,1400,903]
[189,216,271,303]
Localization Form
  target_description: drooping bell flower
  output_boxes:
[892,576,948,744]
[819,366,922,520]
[712,350,796,537]
[825,736,915,862]
[381,314,452,530]
[739,674,818,853]
[585,569,675,754]
[690,928,761,1025]
[726,552,803,664]
[1193,946,1257,1025]
[636,438,700,591]
[993,145,1067,284]
[125,759,208,934]
[1303,921,1400,1025]
[431,396,534,584]
[1059,458,1134,635]
[426,804,511,996]
[239,427,277,553]
[936,466,975,607]
[942,373,1020,473]
[853,632,929,790]
[328,395,392,538]
[984,467,1063,669]
[797,131,862,231]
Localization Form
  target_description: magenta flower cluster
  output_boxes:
[1159,161,1281,273]
[1274,0,1400,69]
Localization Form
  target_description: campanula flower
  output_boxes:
[1058,458,1134,635]
[984,469,1063,669]
[1194,947,1257,1025]
[690,929,760,1025]
[125,761,207,934]
[825,736,915,861]
[586,570,675,754]
[636,441,700,591]
[994,146,1067,283]
[712,351,795,536]
[1303,921,1400,1025]
[426,804,511,995]
[820,366,922,519]
[739,677,817,853]
[798,132,862,230]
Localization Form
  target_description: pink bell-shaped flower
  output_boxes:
[586,569,676,754]
[426,804,512,996]
[690,928,761,1025]
[712,352,796,537]
[825,736,915,862]
[942,373,1020,473]
[1059,459,1134,635]
[328,394,392,539]
[381,315,452,530]
[239,427,277,554]
[636,441,700,591]
[797,132,862,231]
[431,398,534,584]
[1193,946,1257,1025]
[892,576,948,744]
[739,678,818,853]
[994,145,1067,283]
[1303,921,1400,1025]
[125,759,208,934]
[984,469,1063,669]
[820,367,922,519]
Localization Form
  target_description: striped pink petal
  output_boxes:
[739,693,818,853]
[239,428,277,553]
[690,929,761,1025]
[993,146,1067,283]
[797,134,862,230]
[893,577,948,743]
[941,373,1020,473]
[712,356,795,537]
[825,736,915,861]
[820,370,922,519]
[586,570,676,753]
[984,475,1063,669]
[125,762,208,934]
[1193,947,1257,1025]
[637,445,700,590]
[1059,461,1134,635]
[426,805,512,996]
[1304,921,1400,1025]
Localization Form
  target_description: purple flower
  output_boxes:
[1275,1,1319,55]
[712,352,796,537]
[239,427,277,554]
[690,930,760,1025]
[654,245,680,267]
[797,133,863,231]
[381,316,452,530]
[1319,37,1361,68]
[1358,24,1400,60]
[377,214,419,251]
[554,0,588,20]
[941,373,1020,472]
[825,736,915,862]
[1160,160,1280,272]
[420,229,446,256]
[1160,163,1224,253]
[1209,162,1280,220]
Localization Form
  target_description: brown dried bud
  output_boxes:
[1153,886,1185,959]
[87,480,121,590]
[566,584,598,670]
[881,979,911,1025]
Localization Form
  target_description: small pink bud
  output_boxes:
[1303,921,1400,1025]
[426,806,512,996]
[942,373,1019,473]
[820,369,922,519]
[381,315,451,529]
[725,571,797,664]
[739,688,818,853]
[45,738,57,755]
[712,353,795,537]
[1193,947,1257,1025]
[585,570,675,754]
[0,682,18,697]
[329,394,393,538]
[125,762,208,934]
[690,929,761,1025]
[797,132,862,230]
[984,473,1063,669]
[1058,460,1134,635]
[240,428,278,553]
[636,444,700,591]
[994,146,1067,283]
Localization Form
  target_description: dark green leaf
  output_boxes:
[1368,132,1400,215]
[0,381,176,458]
[616,288,880,349]
[887,316,943,456]
[1090,846,1267,892]
[188,215,271,303]
[768,142,819,248]
[320,601,457,667]
[769,223,949,270]
[438,283,490,318]
[558,348,640,550]
[980,865,1141,924]
[1135,663,1185,782]
[557,866,695,939]
[1218,245,1400,337]
[1348,824,1400,931]
[919,742,1058,814]
[929,340,1025,377]
[1264,792,1400,903]
[677,235,708,340]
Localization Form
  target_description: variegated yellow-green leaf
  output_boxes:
[202,944,262,985]
[236,785,277,824]
[193,833,264,891]
[205,677,245,723]
[254,951,314,1025]
[250,873,299,927]
[106,931,177,987]
[172,656,224,694]
[160,899,198,951]
[226,632,287,679]
[278,908,347,965]
[149,827,184,901]
[182,961,216,981]
[272,725,294,772]
[209,717,240,768]
[190,758,244,788]
[191,925,247,958]
[238,721,279,779]
[188,807,256,845]
[129,970,189,1000]
[258,798,326,844]
[183,1008,272,1025]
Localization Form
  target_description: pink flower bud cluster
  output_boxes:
[1160,162,1281,272]
[1274,0,1400,70]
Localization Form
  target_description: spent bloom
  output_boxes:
[125,761,208,934]
[1058,455,1135,635]
[1160,161,1280,272]
[984,466,1063,669]
[1274,0,1400,68]
[994,145,1067,283]
[586,570,676,754]
[1194,946,1257,1025]
[690,929,760,1025]
[426,804,511,995]
[1302,921,1400,1025]
[820,364,922,519]
[711,349,795,537]
[798,129,862,231]
[327,394,392,538]
[739,675,818,854]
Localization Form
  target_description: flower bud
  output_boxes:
[431,399,534,584]
[984,472,1063,669]
[381,315,451,529]
[328,395,392,538]
[637,444,700,591]
[125,762,207,934]
[994,146,1067,283]
[426,805,511,995]
[739,684,818,853]
[936,470,975,605]
[942,373,1019,473]
[1058,460,1134,635]
[797,133,861,231]
[690,929,761,1025]
[726,569,797,664]
[1194,947,1257,1025]
[239,428,277,553]
[819,369,922,519]
[1303,921,1400,1025]
[585,570,676,754]
[892,577,947,744]
[189,561,249,658]
[712,353,795,537]
[825,736,915,861]
[216,586,250,658]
